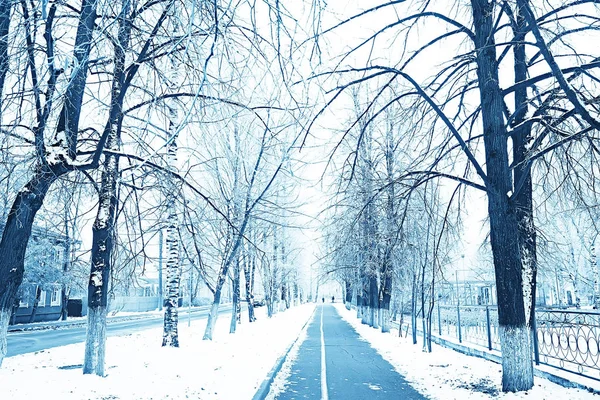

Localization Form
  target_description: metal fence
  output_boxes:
[412,305,600,381]
[535,309,600,380]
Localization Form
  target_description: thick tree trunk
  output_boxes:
[83,306,107,375]
[0,0,97,369]
[512,6,537,328]
[84,0,132,372]
[0,170,57,366]
[84,172,117,375]
[471,0,533,391]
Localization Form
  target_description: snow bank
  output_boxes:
[0,303,316,399]
[334,304,596,400]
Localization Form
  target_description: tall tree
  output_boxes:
[0,0,99,367]
[83,0,135,376]
[161,3,183,348]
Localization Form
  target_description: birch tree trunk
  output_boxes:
[229,127,243,334]
[380,120,396,333]
[244,243,256,322]
[161,15,182,346]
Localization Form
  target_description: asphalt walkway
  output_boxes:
[274,304,426,399]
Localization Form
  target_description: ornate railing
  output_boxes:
[406,305,600,381]
[535,309,600,379]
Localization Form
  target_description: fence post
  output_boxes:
[457,304,462,343]
[532,311,540,365]
[486,306,492,350]
[437,303,442,336]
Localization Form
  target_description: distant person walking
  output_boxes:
[331,296,335,303]
[322,297,325,303]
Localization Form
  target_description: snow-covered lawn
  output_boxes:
[335,304,597,399]
[0,303,316,400]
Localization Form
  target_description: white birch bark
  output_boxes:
[161,9,182,347]
[229,127,243,334]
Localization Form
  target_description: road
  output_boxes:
[6,305,236,357]
[273,304,426,399]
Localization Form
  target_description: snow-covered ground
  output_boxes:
[0,303,316,400]
[335,304,598,399]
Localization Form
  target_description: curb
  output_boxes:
[252,305,318,400]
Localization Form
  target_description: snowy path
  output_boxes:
[272,304,426,399]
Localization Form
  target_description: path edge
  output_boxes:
[251,305,317,400]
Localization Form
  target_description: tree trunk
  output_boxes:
[380,271,392,333]
[512,4,537,328]
[243,253,256,322]
[161,7,183,346]
[83,305,108,376]
[29,286,42,323]
[471,0,533,391]
[411,272,417,344]
[83,0,132,374]
[0,170,58,367]
[204,287,222,340]
[0,0,97,369]
[230,259,241,334]
[161,221,180,346]
[84,152,118,375]
[345,280,352,310]
[61,206,71,321]
[370,275,379,329]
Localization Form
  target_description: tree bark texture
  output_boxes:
[83,306,108,376]
[0,169,58,366]
[512,4,537,328]
[230,258,241,334]
[84,0,132,373]
[243,253,256,322]
[0,0,97,369]
[161,6,183,347]
[471,0,534,391]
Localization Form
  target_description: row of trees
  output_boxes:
[0,0,310,377]
[4,0,600,394]
[314,0,600,393]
